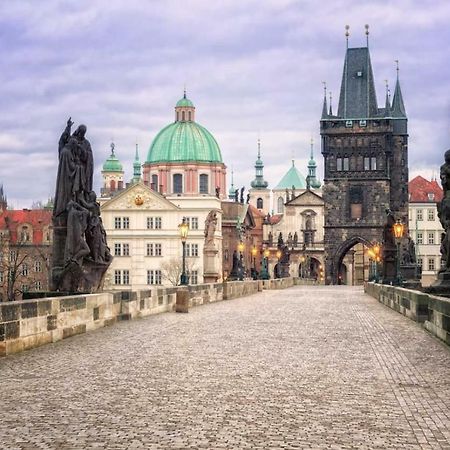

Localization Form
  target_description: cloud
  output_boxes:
[0,0,449,207]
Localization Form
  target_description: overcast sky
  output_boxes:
[1,0,449,208]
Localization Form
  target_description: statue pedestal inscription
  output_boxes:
[203,246,219,283]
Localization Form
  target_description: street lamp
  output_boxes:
[237,241,245,280]
[179,218,189,285]
[251,246,257,279]
[260,248,270,280]
[300,255,306,278]
[393,220,404,285]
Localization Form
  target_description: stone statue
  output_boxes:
[293,231,298,246]
[240,187,245,204]
[438,150,450,271]
[51,118,112,293]
[287,232,293,247]
[382,208,397,281]
[215,186,220,198]
[246,193,250,204]
[277,232,284,247]
[234,189,239,203]
[401,236,417,265]
[440,149,450,198]
[268,231,273,246]
[204,211,217,247]
[285,188,290,202]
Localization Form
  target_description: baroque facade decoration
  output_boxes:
[320,31,408,284]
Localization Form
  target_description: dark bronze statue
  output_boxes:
[51,118,112,293]
[240,186,245,204]
[438,150,450,272]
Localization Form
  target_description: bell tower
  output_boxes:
[320,26,408,284]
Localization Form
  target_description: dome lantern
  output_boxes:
[175,89,195,122]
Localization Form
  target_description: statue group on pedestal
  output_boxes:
[51,118,112,292]
[438,150,450,272]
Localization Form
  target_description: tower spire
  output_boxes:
[251,139,268,189]
[365,24,369,47]
[384,80,391,117]
[321,81,328,119]
[307,138,321,189]
[132,142,141,183]
[392,60,407,118]
[329,91,333,116]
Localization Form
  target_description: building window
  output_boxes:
[151,174,158,191]
[364,156,377,171]
[114,243,121,256]
[186,243,199,257]
[336,157,343,172]
[417,257,423,268]
[34,261,42,272]
[416,232,423,244]
[173,174,183,194]
[182,111,185,121]
[349,186,363,221]
[123,243,130,256]
[21,263,28,277]
[188,270,198,284]
[184,217,198,230]
[199,174,209,194]
[123,217,129,229]
[114,270,130,285]
[343,157,349,171]
[277,196,284,214]
[35,281,42,291]
[428,209,435,221]
[257,198,263,209]
[188,111,192,121]
[21,284,29,293]
[147,270,162,285]
[114,217,122,229]
[427,232,435,245]
[176,112,179,121]
[416,209,423,221]
[428,258,435,271]
[0,271,3,283]
[147,217,162,229]
[147,243,162,257]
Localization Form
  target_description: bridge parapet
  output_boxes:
[1,277,311,357]
[365,282,450,345]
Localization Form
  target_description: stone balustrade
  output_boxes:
[365,282,450,345]
[1,277,309,357]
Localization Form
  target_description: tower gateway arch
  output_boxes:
[320,30,408,284]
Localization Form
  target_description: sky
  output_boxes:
[0,0,449,208]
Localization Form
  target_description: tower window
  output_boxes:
[349,186,363,220]
[182,111,185,121]
[110,179,116,191]
[336,157,343,171]
[199,174,209,194]
[173,174,183,194]
[188,111,192,121]
[176,112,179,121]
[343,157,349,171]
[151,174,158,191]
[277,196,284,214]
[257,198,263,209]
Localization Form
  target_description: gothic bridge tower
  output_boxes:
[320,27,408,284]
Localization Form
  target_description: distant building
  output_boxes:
[100,93,224,288]
[408,176,443,286]
[0,198,52,301]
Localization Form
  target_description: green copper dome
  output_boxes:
[275,161,306,190]
[146,121,222,164]
[102,144,123,172]
[176,96,194,107]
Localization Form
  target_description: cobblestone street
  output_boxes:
[1,286,450,449]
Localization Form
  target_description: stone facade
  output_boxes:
[321,43,408,284]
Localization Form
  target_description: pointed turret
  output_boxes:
[307,139,321,189]
[228,170,236,200]
[328,92,333,116]
[321,82,328,119]
[250,140,269,189]
[132,143,141,183]
[384,81,391,117]
[392,62,407,118]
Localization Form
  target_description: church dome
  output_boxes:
[274,161,306,190]
[102,144,123,172]
[146,96,223,164]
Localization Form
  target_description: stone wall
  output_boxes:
[1,277,301,357]
[365,282,450,345]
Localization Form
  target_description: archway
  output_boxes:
[333,236,372,285]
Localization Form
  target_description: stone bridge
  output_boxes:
[1,285,449,449]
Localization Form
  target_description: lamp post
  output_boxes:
[179,218,189,285]
[393,220,404,286]
[251,246,257,279]
[373,243,381,282]
[300,255,305,278]
[260,248,270,280]
[238,241,245,280]
[276,249,282,278]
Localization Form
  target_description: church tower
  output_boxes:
[101,142,124,197]
[307,139,321,189]
[249,140,270,212]
[320,26,408,284]
[132,143,141,184]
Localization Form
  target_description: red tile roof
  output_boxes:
[0,209,52,244]
[268,214,282,225]
[409,176,443,203]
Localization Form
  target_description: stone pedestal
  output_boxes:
[176,288,189,313]
[427,271,450,297]
[203,245,219,283]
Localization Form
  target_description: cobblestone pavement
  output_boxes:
[1,286,450,450]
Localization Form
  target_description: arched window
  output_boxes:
[188,111,192,121]
[182,111,185,121]
[110,179,116,191]
[199,174,209,194]
[277,196,284,214]
[173,174,183,194]
[257,198,263,209]
[176,112,179,121]
[151,174,158,191]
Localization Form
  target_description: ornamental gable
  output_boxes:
[287,190,323,207]
[101,182,179,211]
